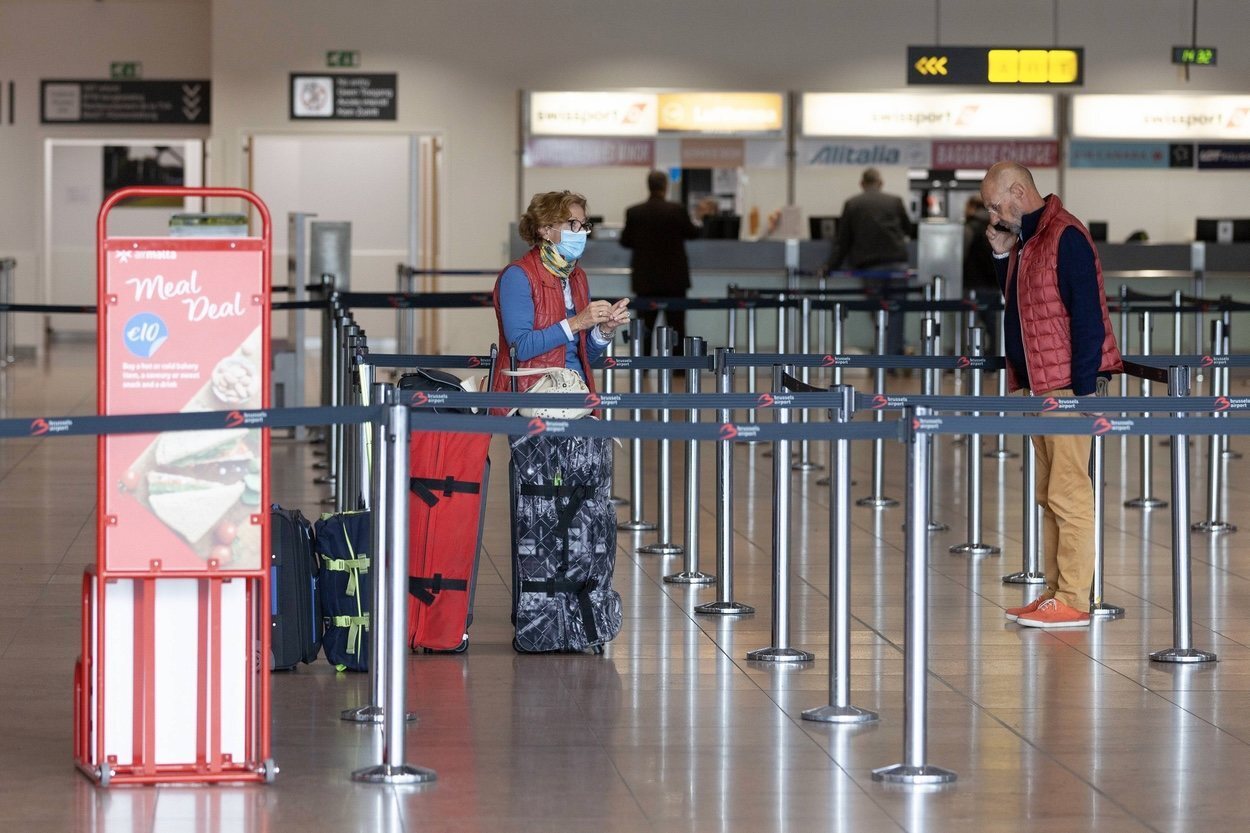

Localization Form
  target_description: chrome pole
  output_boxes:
[873,406,957,785]
[639,327,681,555]
[988,306,1016,459]
[1089,432,1123,617]
[603,335,627,506]
[621,319,655,531]
[816,302,846,489]
[667,338,713,585]
[932,276,946,357]
[356,364,376,511]
[1126,311,1167,509]
[747,365,813,663]
[342,382,391,725]
[314,309,343,490]
[1194,320,1235,533]
[332,320,356,511]
[858,307,897,507]
[794,297,821,471]
[353,395,437,784]
[1220,312,1239,459]
[922,318,948,532]
[747,303,758,421]
[695,347,754,617]
[1150,366,1216,664]
[1003,438,1045,585]
[1118,285,1129,416]
[804,385,877,722]
[950,328,999,556]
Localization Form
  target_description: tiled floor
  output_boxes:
[3,345,1250,832]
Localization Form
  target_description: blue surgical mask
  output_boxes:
[555,230,587,261]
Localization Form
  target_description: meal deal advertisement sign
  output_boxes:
[102,239,266,573]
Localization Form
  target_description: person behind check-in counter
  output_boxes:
[982,161,1122,629]
[490,190,630,407]
[620,170,700,354]
[824,167,912,355]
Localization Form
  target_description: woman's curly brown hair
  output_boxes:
[518,190,588,247]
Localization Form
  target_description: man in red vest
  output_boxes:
[981,161,1123,629]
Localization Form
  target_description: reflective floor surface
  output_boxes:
[3,345,1249,833]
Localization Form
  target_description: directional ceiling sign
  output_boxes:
[907,46,1084,86]
[40,80,210,124]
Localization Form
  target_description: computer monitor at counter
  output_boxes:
[1196,218,1250,244]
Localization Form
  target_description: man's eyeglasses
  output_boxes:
[563,218,594,234]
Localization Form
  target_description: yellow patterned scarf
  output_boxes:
[539,241,575,281]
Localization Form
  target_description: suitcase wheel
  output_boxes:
[592,645,605,656]
[452,635,470,654]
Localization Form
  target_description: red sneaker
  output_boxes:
[1016,598,1090,629]
[1004,595,1047,623]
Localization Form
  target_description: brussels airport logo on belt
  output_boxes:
[755,393,795,408]
[872,395,909,410]
[718,423,760,441]
[1041,397,1081,411]
[224,410,267,428]
[821,355,851,367]
[29,417,73,436]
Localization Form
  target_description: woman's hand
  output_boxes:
[597,298,631,334]
[568,299,617,333]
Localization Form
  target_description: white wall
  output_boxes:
[3,0,1250,351]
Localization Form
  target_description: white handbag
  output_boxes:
[501,367,592,419]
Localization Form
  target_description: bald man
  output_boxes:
[981,161,1122,629]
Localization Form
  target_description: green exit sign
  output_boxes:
[1172,46,1217,65]
[109,62,142,79]
[326,50,360,68]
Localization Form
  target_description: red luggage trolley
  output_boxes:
[76,187,275,785]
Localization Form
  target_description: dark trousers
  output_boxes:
[860,264,909,355]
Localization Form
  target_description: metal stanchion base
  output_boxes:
[985,449,1019,459]
[1125,497,1167,509]
[637,542,683,555]
[801,704,878,724]
[792,461,825,472]
[949,543,1001,555]
[609,495,629,506]
[619,519,658,531]
[927,521,950,532]
[857,496,899,508]
[1091,603,1125,619]
[664,570,715,585]
[350,764,437,785]
[341,706,417,723]
[817,476,858,487]
[1192,520,1237,533]
[694,601,755,616]
[1149,647,1217,664]
[871,764,958,785]
[1003,571,1046,585]
[746,647,815,663]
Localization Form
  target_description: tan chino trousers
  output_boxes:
[1030,388,1095,611]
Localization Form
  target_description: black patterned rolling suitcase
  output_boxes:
[508,433,621,654]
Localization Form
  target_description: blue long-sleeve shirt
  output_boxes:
[994,206,1104,396]
[498,266,608,379]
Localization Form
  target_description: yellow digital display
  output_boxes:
[988,49,1079,84]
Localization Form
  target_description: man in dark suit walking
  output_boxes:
[620,170,700,352]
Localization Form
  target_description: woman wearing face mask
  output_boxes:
[491,190,630,398]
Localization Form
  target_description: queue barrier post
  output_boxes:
[921,317,948,532]
[1149,365,1217,665]
[1194,319,1236,534]
[1118,286,1130,417]
[857,307,897,508]
[816,302,846,489]
[949,328,999,556]
[352,395,437,784]
[1003,438,1045,585]
[803,384,877,723]
[794,296,822,472]
[873,406,957,786]
[1089,432,1124,618]
[987,304,1017,460]
[602,334,627,506]
[638,326,682,555]
[746,365,814,664]
[1219,312,1239,460]
[1125,311,1167,509]
[694,347,754,617]
[666,337,714,585]
[313,304,343,485]
[0,258,14,366]
[620,319,655,531]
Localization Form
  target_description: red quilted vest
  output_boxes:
[490,247,596,398]
[1005,195,1123,394]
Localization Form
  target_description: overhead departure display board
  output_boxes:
[907,46,1084,86]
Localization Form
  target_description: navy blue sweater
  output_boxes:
[994,205,1105,395]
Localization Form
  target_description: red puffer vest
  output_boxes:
[1006,195,1123,394]
[490,247,596,399]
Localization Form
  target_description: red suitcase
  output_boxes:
[406,430,491,653]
